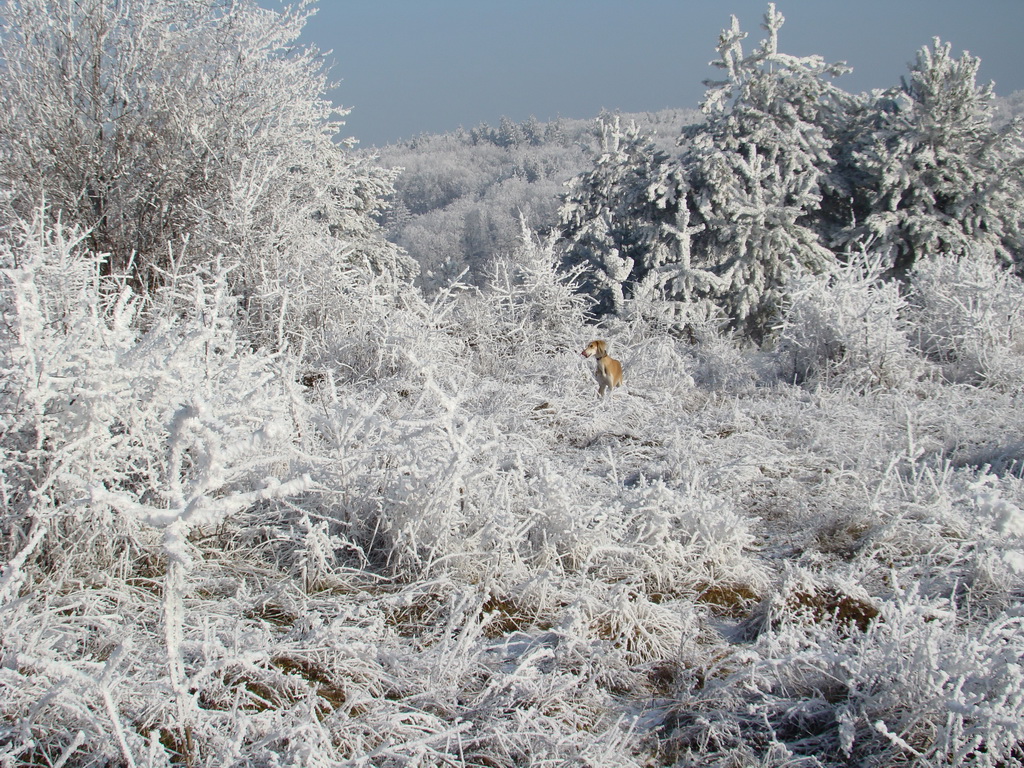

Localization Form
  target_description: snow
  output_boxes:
[1003,550,1024,573]
[978,490,1024,537]
[4,223,1024,766]
[1,2,1023,766]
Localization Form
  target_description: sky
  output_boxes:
[262,0,1024,147]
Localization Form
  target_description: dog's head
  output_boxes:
[581,340,608,359]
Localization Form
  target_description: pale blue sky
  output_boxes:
[266,1,1024,147]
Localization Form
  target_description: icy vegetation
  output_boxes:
[4,213,1024,767]
[1,1,1024,767]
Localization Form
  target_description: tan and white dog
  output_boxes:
[581,340,623,397]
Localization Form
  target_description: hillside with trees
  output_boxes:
[1,2,1024,767]
[374,109,697,292]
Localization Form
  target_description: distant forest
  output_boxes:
[374,109,697,292]
[377,9,1024,339]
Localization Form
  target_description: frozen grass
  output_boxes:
[2,226,1024,766]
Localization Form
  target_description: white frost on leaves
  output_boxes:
[2,2,1024,765]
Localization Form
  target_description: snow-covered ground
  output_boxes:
[2,224,1023,767]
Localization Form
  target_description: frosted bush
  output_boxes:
[826,586,1024,767]
[692,333,767,393]
[908,251,1024,389]
[0,217,303,544]
[456,222,590,367]
[593,478,769,603]
[775,252,917,389]
[0,0,413,309]
[0,216,320,766]
[662,570,1024,767]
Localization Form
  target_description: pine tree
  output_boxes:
[845,39,1023,273]
[681,4,847,337]
[559,116,686,315]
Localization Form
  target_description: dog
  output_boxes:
[581,340,623,397]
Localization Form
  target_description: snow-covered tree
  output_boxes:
[559,116,688,315]
[844,39,1024,273]
[0,0,414,324]
[682,4,848,337]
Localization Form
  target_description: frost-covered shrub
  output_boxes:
[775,253,917,388]
[908,251,1024,388]
[458,223,591,360]
[611,289,773,395]
[663,554,1024,767]
[0,213,303,549]
[308,212,583,398]
[691,333,768,393]
[298,269,462,390]
[0,0,412,299]
[650,395,1024,767]
[0,215,318,766]
[818,575,1024,767]
[830,590,1024,767]
[335,392,517,577]
[596,478,770,604]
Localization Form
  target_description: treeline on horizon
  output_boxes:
[380,4,1024,342]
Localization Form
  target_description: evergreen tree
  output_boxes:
[681,4,847,336]
[559,116,687,315]
[844,39,1024,273]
